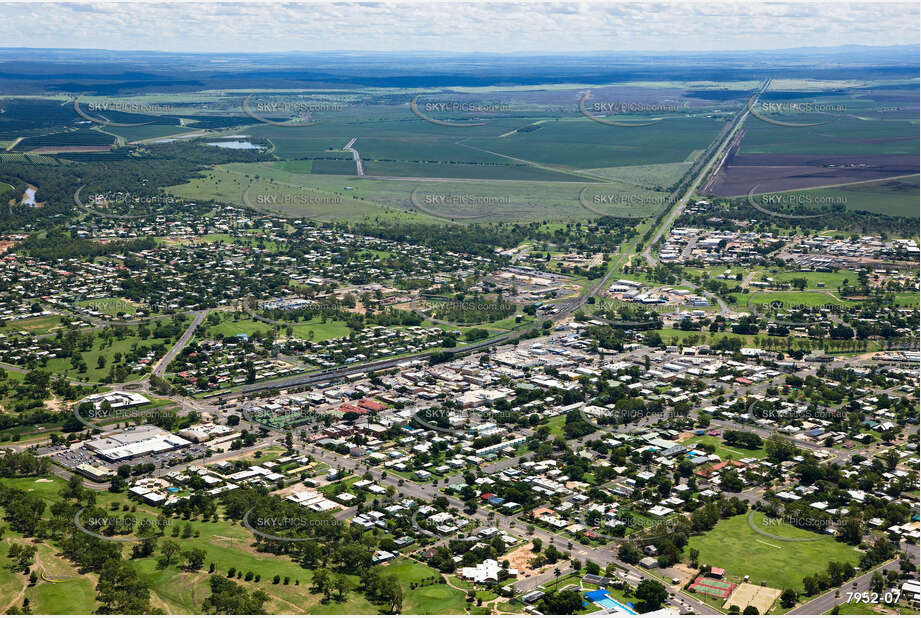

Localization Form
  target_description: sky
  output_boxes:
[0,1,918,54]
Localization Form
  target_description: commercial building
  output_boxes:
[84,424,191,461]
[75,462,114,481]
[83,391,150,410]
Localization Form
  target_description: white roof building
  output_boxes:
[460,559,517,583]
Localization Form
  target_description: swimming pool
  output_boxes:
[595,596,637,614]
[596,597,619,609]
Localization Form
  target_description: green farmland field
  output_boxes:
[580,161,693,189]
[462,115,725,168]
[741,89,920,156]
[167,162,669,223]
[756,176,919,219]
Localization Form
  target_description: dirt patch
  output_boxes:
[707,153,919,197]
[500,544,540,580]
[722,582,782,614]
[272,480,316,498]
[670,563,698,587]
[44,397,67,412]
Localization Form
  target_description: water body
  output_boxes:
[206,140,264,150]
[152,132,206,143]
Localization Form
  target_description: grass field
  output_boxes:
[758,270,857,290]
[682,434,766,460]
[0,534,28,611]
[29,540,98,614]
[685,513,863,593]
[77,297,139,317]
[117,124,201,143]
[364,159,586,181]
[167,161,669,223]
[747,291,854,310]
[748,176,919,219]
[463,115,725,168]
[541,414,569,439]
[740,89,919,156]
[579,161,692,189]
[891,292,919,307]
[0,314,64,335]
[167,164,429,223]
[204,312,351,342]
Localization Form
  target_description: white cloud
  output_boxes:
[0,2,916,53]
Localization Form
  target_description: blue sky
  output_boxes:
[0,2,917,53]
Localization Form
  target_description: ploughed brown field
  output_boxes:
[705,152,920,197]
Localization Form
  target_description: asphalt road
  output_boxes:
[151,309,209,377]
[641,80,768,268]
[788,559,900,615]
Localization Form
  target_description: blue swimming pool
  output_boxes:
[584,590,638,615]
[597,597,619,609]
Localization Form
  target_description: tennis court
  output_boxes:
[689,576,737,599]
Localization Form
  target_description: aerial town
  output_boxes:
[1,195,916,615]
[0,3,918,616]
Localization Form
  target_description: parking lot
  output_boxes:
[45,442,212,474]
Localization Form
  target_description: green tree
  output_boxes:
[95,559,151,614]
[635,580,668,613]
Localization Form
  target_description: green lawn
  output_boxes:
[1,476,87,505]
[682,434,766,460]
[682,266,751,280]
[759,270,855,291]
[0,315,64,336]
[540,414,569,439]
[748,291,855,310]
[77,297,139,317]
[376,560,466,614]
[892,292,919,307]
[541,572,584,593]
[29,577,97,614]
[0,535,29,612]
[0,493,101,613]
[685,513,863,593]
[205,312,351,342]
